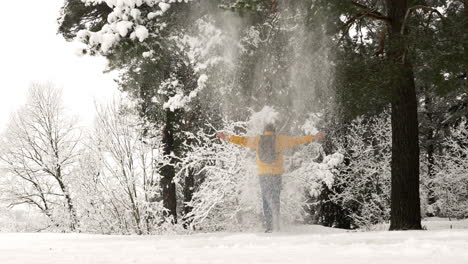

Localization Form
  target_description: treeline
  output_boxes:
[0,0,466,233]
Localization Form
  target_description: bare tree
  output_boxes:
[78,99,163,234]
[0,83,80,231]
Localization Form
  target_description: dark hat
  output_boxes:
[264,123,276,133]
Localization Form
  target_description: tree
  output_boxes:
[72,100,165,234]
[383,0,422,230]
[55,0,465,231]
[58,0,224,224]
[308,0,463,229]
[0,83,80,230]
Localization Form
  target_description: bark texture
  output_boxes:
[386,0,422,230]
[160,110,178,223]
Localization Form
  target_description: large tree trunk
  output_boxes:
[160,110,178,223]
[386,0,422,230]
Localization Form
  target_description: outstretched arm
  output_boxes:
[216,132,257,149]
[279,132,326,149]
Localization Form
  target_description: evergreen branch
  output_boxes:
[401,5,445,35]
[350,1,391,26]
[338,2,391,54]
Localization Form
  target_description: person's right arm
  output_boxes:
[216,132,257,149]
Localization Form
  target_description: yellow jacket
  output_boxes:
[227,131,315,175]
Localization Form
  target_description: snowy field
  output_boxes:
[1,218,468,264]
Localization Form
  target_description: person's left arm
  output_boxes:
[279,132,326,149]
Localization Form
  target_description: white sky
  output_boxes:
[0,0,118,131]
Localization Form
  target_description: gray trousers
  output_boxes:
[258,174,282,231]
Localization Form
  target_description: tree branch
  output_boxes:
[350,1,392,27]
[375,26,388,56]
[339,2,391,54]
[401,5,445,34]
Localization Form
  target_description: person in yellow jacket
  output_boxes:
[216,123,325,232]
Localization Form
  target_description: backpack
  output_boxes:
[258,135,278,163]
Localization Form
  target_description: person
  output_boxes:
[216,123,325,232]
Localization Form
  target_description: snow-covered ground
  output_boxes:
[1,219,467,264]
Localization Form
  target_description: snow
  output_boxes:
[134,25,149,42]
[1,220,468,264]
[101,33,120,53]
[147,11,162,19]
[161,74,209,111]
[130,8,141,20]
[301,113,321,134]
[115,21,133,37]
[323,152,344,167]
[76,29,90,41]
[79,0,197,53]
[142,50,154,58]
[197,74,208,89]
[248,106,279,133]
[163,93,186,111]
[158,2,171,13]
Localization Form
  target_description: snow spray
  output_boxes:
[189,1,338,231]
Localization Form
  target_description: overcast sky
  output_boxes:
[0,0,118,131]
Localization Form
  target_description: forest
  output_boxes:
[0,0,466,235]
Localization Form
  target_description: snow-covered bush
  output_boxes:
[183,120,260,231]
[331,112,392,229]
[0,207,49,232]
[282,112,344,225]
[431,119,468,219]
[284,148,344,224]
